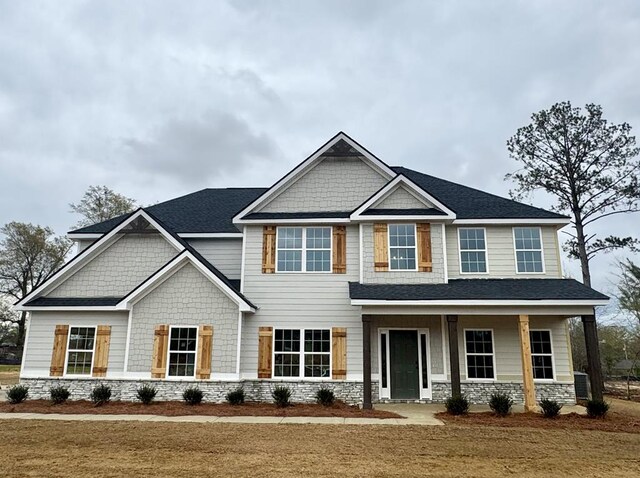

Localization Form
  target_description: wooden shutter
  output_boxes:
[151,324,169,378]
[332,225,347,274]
[417,223,433,272]
[262,226,276,273]
[196,325,214,379]
[373,223,389,271]
[332,328,347,380]
[49,324,69,377]
[258,326,273,378]
[92,325,111,377]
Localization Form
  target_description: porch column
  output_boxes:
[446,315,461,398]
[362,314,373,410]
[518,315,536,412]
[582,312,604,401]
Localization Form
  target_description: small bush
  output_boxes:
[49,385,70,405]
[445,395,470,415]
[272,385,292,408]
[586,399,609,418]
[7,385,29,404]
[136,384,157,405]
[183,386,204,405]
[489,392,513,417]
[226,387,245,405]
[315,387,335,406]
[90,384,112,406]
[539,398,562,418]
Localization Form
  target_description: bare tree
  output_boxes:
[70,185,137,227]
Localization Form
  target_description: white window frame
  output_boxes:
[63,325,97,377]
[458,227,489,275]
[530,328,555,382]
[275,226,333,273]
[463,328,496,381]
[512,226,546,274]
[272,328,332,380]
[387,223,418,271]
[166,325,199,379]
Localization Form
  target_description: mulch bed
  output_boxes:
[0,400,401,418]
[436,411,640,434]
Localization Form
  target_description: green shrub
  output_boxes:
[7,384,29,404]
[315,387,335,406]
[272,385,292,408]
[489,392,513,417]
[586,399,609,418]
[90,384,112,406]
[183,386,203,405]
[136,384,157,405]
[539,398,562,418]
[49,385,70,405]
[445,395,470,415]
[226,387,245,405]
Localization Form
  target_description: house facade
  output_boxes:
[15,133,608,409]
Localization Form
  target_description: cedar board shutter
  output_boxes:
[332,225,347,274]
[196,325,214,379]
[92,325,111,377]
[151,324,169,378]
[258,326,273,378]
[262,226,276,273]
[373,223,389,271]
[417,223,433,272]
[49,324,69,377]
[331,327,347,380]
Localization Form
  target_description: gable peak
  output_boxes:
[320,138,364,157]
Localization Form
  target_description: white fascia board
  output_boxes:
[453,218,571,225]
[350,175,456,220]
[350,299,609,307]
[350,215,452,222]
[232,132,396,224]
[67,233,102,240]
[15,305,120,312]
[234,217,351,225]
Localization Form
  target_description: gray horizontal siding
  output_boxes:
[187,238,243,280]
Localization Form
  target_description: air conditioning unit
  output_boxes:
[573,371,590,400]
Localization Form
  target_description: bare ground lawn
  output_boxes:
[1,419,639,477]
[0,365,19,387]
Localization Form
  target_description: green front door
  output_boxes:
[389,330,419,399]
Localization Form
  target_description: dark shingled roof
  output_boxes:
[243,211,352,220]
[349,279,608,301]
[393,167,568,220]
[25,297,123,307]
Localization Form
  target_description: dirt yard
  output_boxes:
[0,365,19,387]
[1,419,639,477]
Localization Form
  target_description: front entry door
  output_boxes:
[389,330,420,399]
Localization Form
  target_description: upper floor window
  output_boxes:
[66,326,96,375]
[513,227,544,273]
[388,224,417,270]
[276,227,332,272]
[458,228,487,273]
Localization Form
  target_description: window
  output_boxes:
[274,329,331,378]
[389,224,417,270]
[167,327,197,377]
[530,330,554,380]
[276,227,331,272]
[459,228,487,273]
[465,330,495,379]
[514,227,544,273]
[66,327,96,375]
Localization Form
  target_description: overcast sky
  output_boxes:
[0,0,638,304]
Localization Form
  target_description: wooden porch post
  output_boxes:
[518,315,536,412]
[582,312,604,401]
[446,315,461,398]
[362,315,373,410]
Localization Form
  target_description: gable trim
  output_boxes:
[233,132,396,224]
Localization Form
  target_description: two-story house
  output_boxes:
[15,133,608,410]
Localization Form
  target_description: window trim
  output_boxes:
[387,223,418,272]
[272,328,332,380]
[530,328,555,382]
[457,227,489,275]
[275,226,333,273]
[512,226,546,275]
[166,325,199,380]
[63,325,97,377]
[463,328,497,382]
